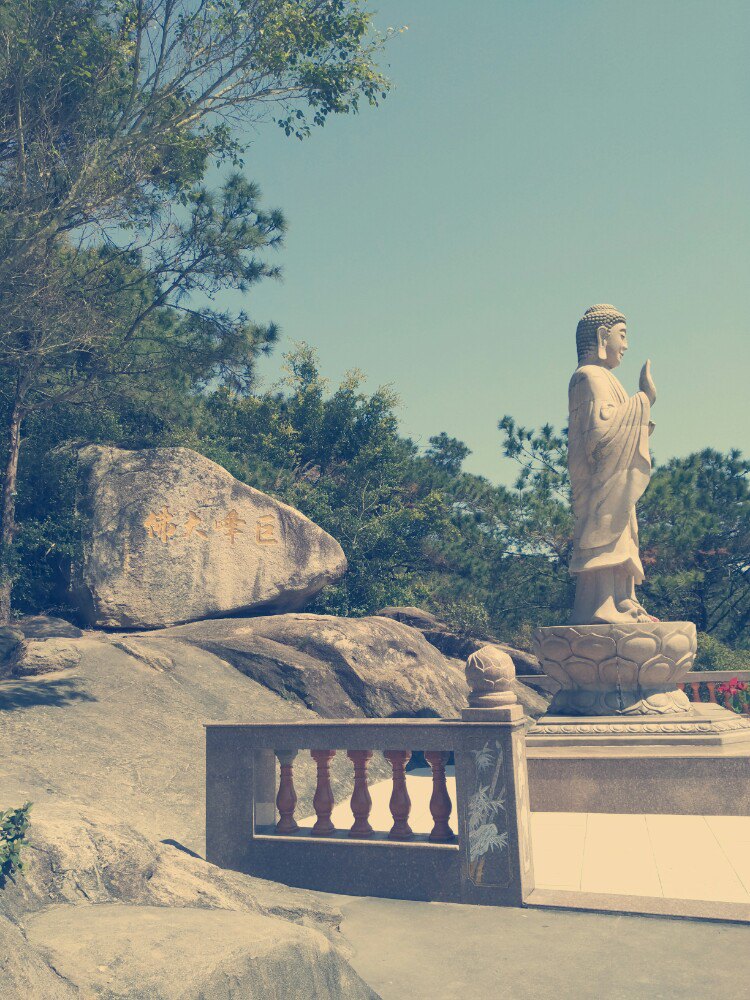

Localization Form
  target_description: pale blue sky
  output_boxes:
[231,0,749,483]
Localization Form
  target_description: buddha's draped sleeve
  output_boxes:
[568,366,652,554]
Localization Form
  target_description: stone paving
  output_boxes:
[338,894,750,1000]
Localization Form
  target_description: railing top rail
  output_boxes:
[681,671,750,681]
[205,717,524,751]
[205,718,465,730]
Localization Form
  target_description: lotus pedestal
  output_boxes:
[526,622,750,815]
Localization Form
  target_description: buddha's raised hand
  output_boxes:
[639,359,656,405]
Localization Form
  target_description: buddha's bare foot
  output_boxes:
[619,598,659,623]
[587,596,640,624]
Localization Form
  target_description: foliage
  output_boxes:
[696,633,749,671]
[194,346,450,616]
[0,0,392,617]
[434,597,491,639]
[7,347,750,656]
[0,802,31,888]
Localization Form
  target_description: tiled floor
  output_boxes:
[303,771,750,905]
[531,811,750,903]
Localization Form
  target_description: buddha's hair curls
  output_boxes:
[576,304,626,364]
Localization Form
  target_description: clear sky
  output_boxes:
[229,0,750,483]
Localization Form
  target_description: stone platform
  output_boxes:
[527,704,750,815]
[527,619,750,814]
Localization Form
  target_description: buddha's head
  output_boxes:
[576,304,627,369]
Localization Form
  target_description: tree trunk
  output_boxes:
[0,401,23,623]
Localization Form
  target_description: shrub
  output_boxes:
[0,803,31,888]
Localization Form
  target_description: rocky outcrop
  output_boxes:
[17,615,83,640]
[0,633,314,853]
[70,445,347,629]
[0,916,78,999]
[0,802,375,1000]
[0,627,24,677]
[159,614,468,720]
[376,605,544,675]
[0,615,472,854]
[26,904,377,1000]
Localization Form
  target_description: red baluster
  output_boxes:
[677,682,685,693]
[707,682,718,704]
[347,750,374,838]
[274,750,299,834]
[425,751,455,843]
[310,749,336,836]
[384,750,413,841]
[690,682,701,702]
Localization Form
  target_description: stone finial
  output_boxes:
[462,645,523,722]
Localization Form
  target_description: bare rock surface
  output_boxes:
[26,904,377,1000]
[16,615,83,640]
[159,613,469,719]
[0,800,342,934]
[0,782,374,997]
[0,613,471,853]
[0,635,312,853]
[14,637,82,676]
[71,445,347,629]
[376,605,544,675]
[0,915,78,999]
[0,626,25,677]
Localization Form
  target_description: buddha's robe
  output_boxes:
[568,365,652,582]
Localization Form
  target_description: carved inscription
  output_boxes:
[184,511,209,540]
[143,506,177,543]
[215,509,246,544]
[256,514,278,545]
[142,505,278,548]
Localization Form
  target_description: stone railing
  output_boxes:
[205,709,534,906]
[520,670,750,715]
[678,671,750,714]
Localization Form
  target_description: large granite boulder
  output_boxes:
[25,904,376,1000]
[71,445,347,629]
[159,613,469,719]
[0,801,344,931]
[376,605,544,675]
[0,916,77,1000]
[0,801,375,1000]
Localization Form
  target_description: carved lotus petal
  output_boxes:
[569,634,617,663]
[602,690,621,712]
[537,635,571,662]
[598,657,626,687]
[543,659,574,690]
[465,645,515,693]
[638,655,673,687]
[562,657,598,687]
[618,634,659,663]
[673,651,697,676]
[663,630,693,658]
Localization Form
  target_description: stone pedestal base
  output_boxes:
[527,703,750,748]
[526,705,750,815]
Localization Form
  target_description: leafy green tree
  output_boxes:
[639,450,750,645]
[195,346,449,615]
[0,0,391,618]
